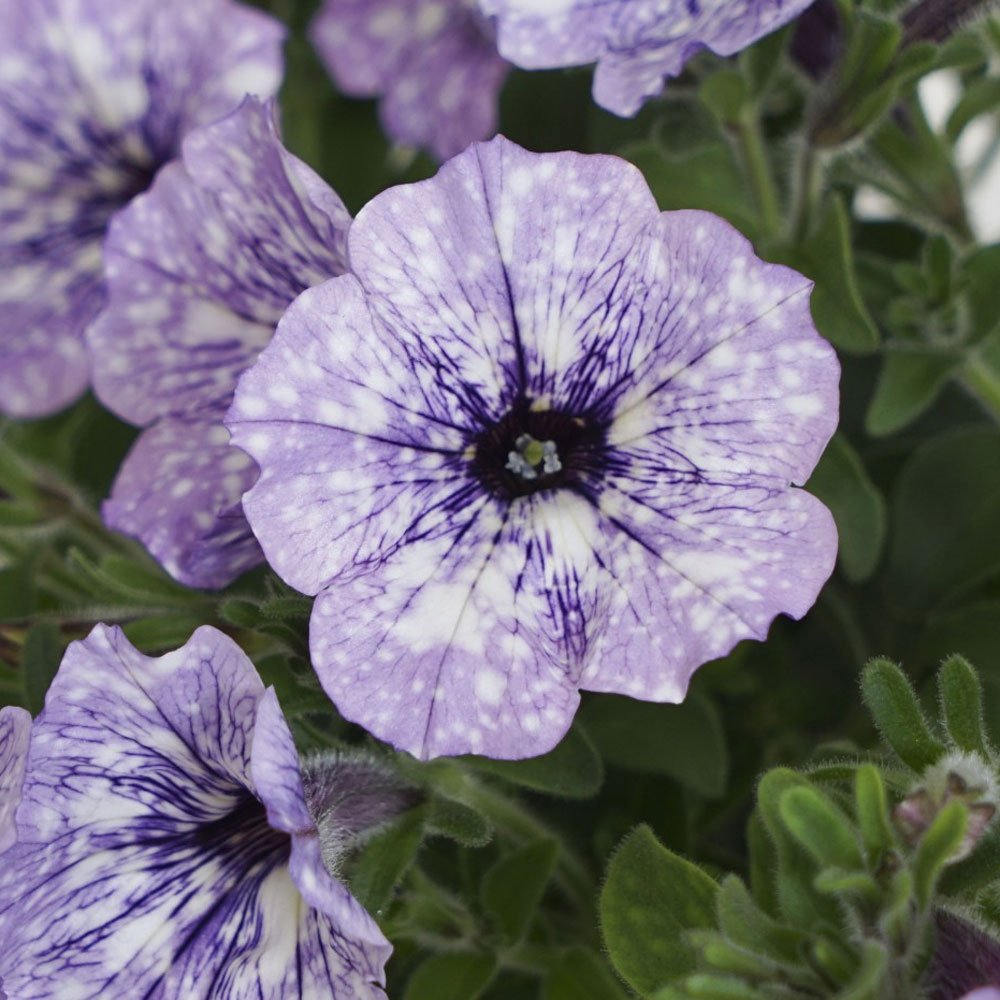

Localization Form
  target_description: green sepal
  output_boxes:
[855,764,897,862]
[756,771,843,929]
[913,800,968,908]
[715,876,804,965]
[349,808,425,913]
[779,786,864,873]
[839,940,889,1000]
[812,867,881,906]
[938,654,990,757]
[679,973,767,999]
[426,797,494,848]
[861,659,946,772]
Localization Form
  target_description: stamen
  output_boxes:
[506,433,562,481]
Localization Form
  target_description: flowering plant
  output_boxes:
[4,0,1000,996]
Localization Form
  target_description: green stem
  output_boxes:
[790,142,821,244]
[461,779,597,927]
[737,110,782,237]
[961,355,1000,425]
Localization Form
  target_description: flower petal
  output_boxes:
[89,97,349,426]
[310,492,598,759]
[310,0,507,160]
[582,484,837,699]
[102,409,263,589]
[253,690,393,992]
[0,626,390,998]
[0,0,285,418]
[607,210,839,488]
[483,0,816,116]
[348,136,660,418]
[0,706,31,854]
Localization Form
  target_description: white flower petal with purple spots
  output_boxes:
[0,625,391,999]
[480,0,817,116]
[0,706,31,854]
[310,0,509,160]
[227,135,840,761]
[87,97,352,589]
[0,0,286,419]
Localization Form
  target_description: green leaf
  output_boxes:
[866,350,958,436]
[426,797,493,848]
[404,952,497,1000]
[854,765,896,861]
[913,800,968,907]
[940,822,1000,898]
[861,658,946,771]
[350,809,425,913]
[543,948,629,1000]
[779,787,864,871]
[938,655,989,756]
[806,434,886,582]
[622,141,758,236]
[678,974,766,999]
[21,622,63,714]
[482,839,558,942]
[698,71,746,125]
[601,825,718,995]
[775,197,879,353]
[755,770,841,928]
[464,723,603,798]
[581,693,727,798]
[122,614,207,653]
[887,429,1000,611]
[839,940,889,1000]
[715,876,804,965]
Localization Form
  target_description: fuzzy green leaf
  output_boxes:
[938,655,990,756]
[601,825,718,994]
[855,765,896,861]
[482,839,557,943]
[779,787,864,871]
[464,723,603,798]
[581,693,728,798]
[806,434,886,582]
[542,948,629,1000]
[426,798,493,848]
[404,952,497,1000]
[913,800,968,908]
[350,809,425,913]
[861,659,946,772]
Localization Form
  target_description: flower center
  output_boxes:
[471,399,607,501]
[506,434,562,481]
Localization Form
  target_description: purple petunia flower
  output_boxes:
[480,0,816,116]
[227,135,840,761]
[0,706,30,853]
[310,0,509,160]
[87,98,352,589]
[0,0,285,419]
[0,624,396,998]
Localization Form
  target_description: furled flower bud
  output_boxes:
[894,752,997,861]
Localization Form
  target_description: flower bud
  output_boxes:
[894,752,997,861]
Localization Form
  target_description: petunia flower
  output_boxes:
[87,97,352,589]
[0,706,30,853]
[310,0,509,160]
[227,135,840,761]
[0,624,397,998]
[479,0,816,117]
[0,0,285,419]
